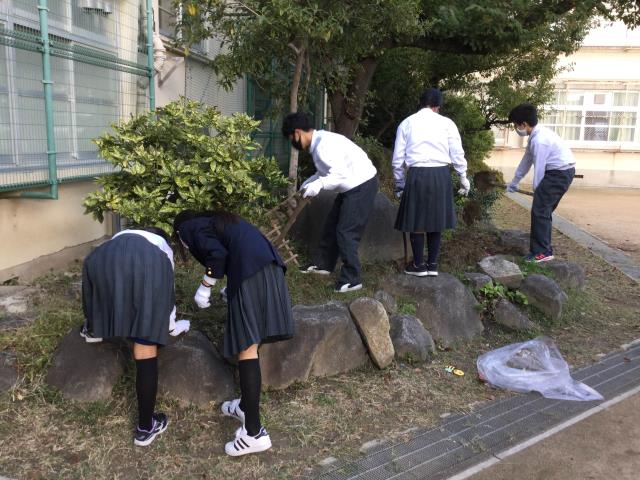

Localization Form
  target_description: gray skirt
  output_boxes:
[394,166,457,232]
[225,262,294,357]
[82,234,175,346]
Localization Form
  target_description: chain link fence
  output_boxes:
[0,0,152,192]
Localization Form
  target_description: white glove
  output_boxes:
[458,174,471,196]
[506,181,518,193]
[194,283,212,308]
[168,306,177,332]
[302,178,323,198]
[169,319,190,336]
[395,189,403,199]
[219,286,228,303]
[300,174,319,190]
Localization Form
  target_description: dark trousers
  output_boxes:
[313,176,379,285]
[530,168,575,255]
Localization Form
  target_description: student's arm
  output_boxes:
[392,122,407,190]
[199,234,228,283]
[509,148,533,190]
[530,140,551,190]
[312,144,350,191]
[447,121,468,177]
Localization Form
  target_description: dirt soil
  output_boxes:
[554,187,640,264]
[0,196,638,479]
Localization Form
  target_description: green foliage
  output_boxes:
[397,298,418,316]
[84,99,288,232]
[478,282,528,317]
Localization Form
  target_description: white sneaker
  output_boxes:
[300,265,331,275]
[225,426,272,456]
[80,325,103,343]
[334,283,363,293]
[221,398,245,423]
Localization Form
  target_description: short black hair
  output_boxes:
[508,103,538,126]
[419,88,443,108]
[281,112,313,137]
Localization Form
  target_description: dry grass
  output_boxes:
[0,196,638,479]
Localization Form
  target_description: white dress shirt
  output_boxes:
[511,125,575,190]
[308,130,377,193]
[392,108,468,189]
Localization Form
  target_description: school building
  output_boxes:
[488,21,640,189]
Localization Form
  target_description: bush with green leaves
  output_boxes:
[84,99,288,232]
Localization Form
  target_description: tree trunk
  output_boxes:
[329,57,378,138]
[287,46,306,196]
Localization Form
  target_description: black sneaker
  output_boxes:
[427,263,438,277]
[80,325,103,343]
[300,264,331,275]
[134,412,168,446]
[404,263,429,277]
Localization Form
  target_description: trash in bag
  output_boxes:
[477,336,604,401]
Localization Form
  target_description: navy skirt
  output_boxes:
[82,234,175,346]
[394,166,457,232]
[225,262,294,357]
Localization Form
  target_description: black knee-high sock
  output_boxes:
[410,233,425,266]
[426,232,442,266]
[238,358,262,436]
[135,357,158,431]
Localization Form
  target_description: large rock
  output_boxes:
[0,286,39,330]
[158,331,234,406]
[389,315,435,362]
[478,256,524,289]
[0,351,18,394]
[519,274,568,321]
[349,298,394,368]
[383,273,483,347]
[544,259,586,291]
[497,229,530,256]
[260,302,369,389]
[45,330,127,402]
[464,272,493,292]
[374,290,397,315]
[494,299,535,331]
[290,191,404,263]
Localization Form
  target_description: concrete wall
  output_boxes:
[487,147,640,189]
[0,181,110,282]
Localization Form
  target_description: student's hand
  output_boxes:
[394,188,403,199]
[302,179,323,198]
[458,175,471,196]
[194,283,212,308]
[506,181,518,193]
[300,175,317,190]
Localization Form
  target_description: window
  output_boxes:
[541,89,640,144]
[158,0,176,38]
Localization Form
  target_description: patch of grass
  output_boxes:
[397,297,417,316]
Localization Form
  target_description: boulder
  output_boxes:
[464,273,493,292]
[373,290,397,315]
[260,302,369,389]
[349,298,394,368]
[158,331,235,406]
[494,299,535,331]
[389,315,435,362]
[0,351,18,394]
[45,329,127,402]
[519,274,568,321]
[0,286,39,330]
[544,259,586,291]
[290,191,404,263]
[497,229,530,256]
[383,273,483,347]
[478,256,524,289]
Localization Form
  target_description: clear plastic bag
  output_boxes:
[477,336,604,401]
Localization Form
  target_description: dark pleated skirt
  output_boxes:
[225,262,294,357]
[82,234,175,346]
[394,166,457,232]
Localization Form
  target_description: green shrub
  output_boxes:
[84,98,288,232]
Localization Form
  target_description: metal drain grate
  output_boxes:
[317,344,640,480]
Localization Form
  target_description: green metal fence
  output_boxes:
[0,0,153,196]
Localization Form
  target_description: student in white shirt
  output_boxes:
[507,103,576,262]
[282,112,379,293]
[392,88,470,277]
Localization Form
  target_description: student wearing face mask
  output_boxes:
[507,103,576,263]
[281,112,378,293]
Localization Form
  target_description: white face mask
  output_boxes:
[515,127,528,137]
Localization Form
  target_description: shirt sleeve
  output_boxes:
[316,144,350,191]
[447,121,468,176]
[511,147,534,186]
[392,122,407,189]
[530,140,551,190]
